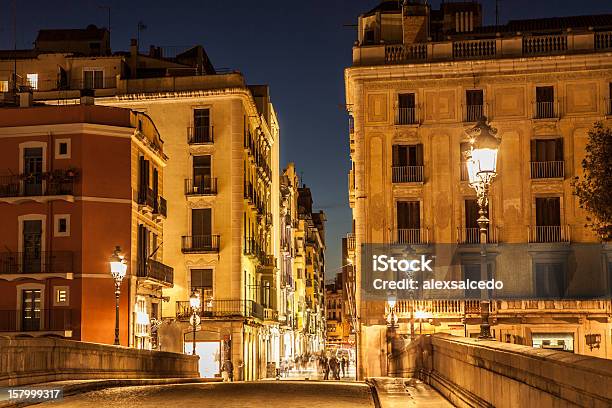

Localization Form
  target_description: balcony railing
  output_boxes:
[392,166,424,183]
[176,299,263,320]
[138,259,173,286]
[0,174,75,198]
[0,251,73,274]
[595,31,612,50]
[395,107,418,125]
[453,39,496,59]
[464,104,484,122]
[385,43,427,63]
[137,187,155,208]
[393,300,486,317]
[187,126,214,144]
[185,178,217,195]
[395,228,429,245]
[523,34,567,55]
[181,235,220,253]
[534,101,557,119]
[0,309,73,332]
[457,227,498,244]
[528,225,570,243]
[530,161,564,179]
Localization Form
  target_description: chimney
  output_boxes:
[18,91,33,108]
[129,39,138,78]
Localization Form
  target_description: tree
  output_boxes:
[573,122,612,241]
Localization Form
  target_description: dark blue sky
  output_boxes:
[2,0,611,278]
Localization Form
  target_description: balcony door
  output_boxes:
[22,220,42,273]
[21,289,41,331]
[192,208,212,249]
[465,90,484,121]
[397,93,416,124]
[536,86,555,118]
[23,147,43,196]
[194,108,210,142]
[193,155,212,193]
[392,145,423,182]
[535,197,561,242]
[531,138,563,178]
[397,201,420,243]
[191,269,213,301]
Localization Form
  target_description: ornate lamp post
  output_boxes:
[189,290,201,355]
[465,116,500,340]
[385,296,399,329]
[109,246,127,346]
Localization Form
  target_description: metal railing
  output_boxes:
[530,161,564,179]
[139,259,174,286]
[393,300,486,317]
[0,309,73,332]
[395,107,418,125]
[0,251,73,274]
[392,166,424,183]
[176,299,263,320]
[181,235,220,253]
[137,187,155,208]
[0,174,75,198]
[523,34,567,55]
[464,104,484,122]
[185,178,217,195]
[528,225,570,243]
[457,227,498,244]
[187,126,214,144]
[534,101,557,119]
[395,228,429,245]
[453,39,496,59]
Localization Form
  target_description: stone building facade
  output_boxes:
[346,1,612,378]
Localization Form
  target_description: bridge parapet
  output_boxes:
[389,333,612,408]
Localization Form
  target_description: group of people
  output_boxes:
[319,354,349,380]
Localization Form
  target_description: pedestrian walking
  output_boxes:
[222,359,234,382]
[340,356,347,378]
[322,355,330,380]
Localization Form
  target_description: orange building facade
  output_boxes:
[0,99,172,347]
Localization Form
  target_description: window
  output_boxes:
[191,268,213,299]
[192,108,211,143]
[53,286,69,306]
[392,144,423,182]
[23,219,42,273]
[151,302,159,320]
[535,197,562,242]
[54,138,71,159]
[396,201,421,243]
[463,199,489,244]
[137,224,150,276]
[535,86,555,118]
[21,289,41,330]
[26,73,38,90]
[397,93,416,124]
[530,138,564,178]
[83,68,104,89]
[192,208,212,249]
[364,29,375,45]
[23,147,43,195]
[465,90,484,122]
[0,80,8,92]
[54,214,70,237]
[193,155,212,192]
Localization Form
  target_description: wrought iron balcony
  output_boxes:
[0,251,73,274]
[176,299,263,320]
[457,227,499,244]
[187,125,214,144]
[0,309,73,332]
[392,166,424,183]
[464,104,484,122]
[528,225,570,243]
[153,196,167,217]
[534,101,557,119]
[181,235,220,253]
[185,178,217,195]
[137,259,173,286]
[0,173,75,198]
[395,107,418,125]
[137,187,156,208]
[395,228,429,245]
[530,161,564,179]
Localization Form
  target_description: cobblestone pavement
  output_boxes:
[41,381,376,408]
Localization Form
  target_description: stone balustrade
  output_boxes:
[0,337,199,387]
[387,333,612,407]
[354,31,612,66]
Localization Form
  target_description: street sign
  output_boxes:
[189,314,201,326]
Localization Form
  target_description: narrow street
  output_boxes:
[41,381,377,408]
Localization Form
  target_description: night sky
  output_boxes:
[2,0,611,279]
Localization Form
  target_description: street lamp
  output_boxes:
[109,246,127,346]
[385,296,398,329]
[465,116,500,340]
[189,290,201,355]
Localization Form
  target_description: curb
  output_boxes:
[0,378,216,408]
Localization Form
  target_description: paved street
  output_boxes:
[41,381,377,408]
